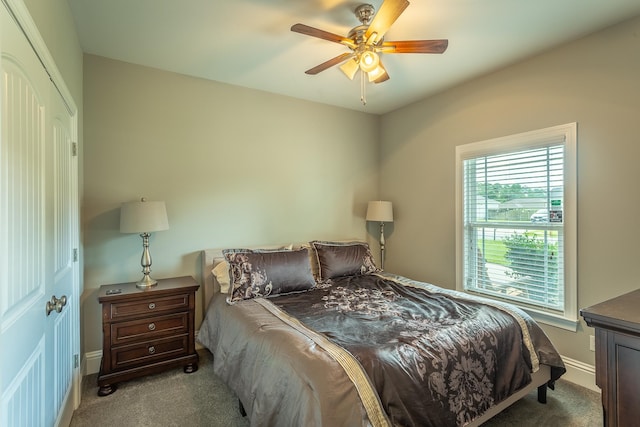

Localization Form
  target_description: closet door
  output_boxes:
[1,3,78,426]
[46,62,78,426]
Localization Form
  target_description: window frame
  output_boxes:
[455,123,578,331]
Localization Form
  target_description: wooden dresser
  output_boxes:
[97,276,200,396]
[580,289,640,426]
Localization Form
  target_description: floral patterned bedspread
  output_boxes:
[269,273,565,427]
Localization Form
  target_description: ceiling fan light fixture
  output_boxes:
[340,58,360,80]
[359,51,379,73]
[367,64,386,82]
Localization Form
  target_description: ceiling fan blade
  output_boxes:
[291,23,355,47]
[365,0,410,44]
[371,61,389,84]
[379,39,449,54]
[305,52,354,75]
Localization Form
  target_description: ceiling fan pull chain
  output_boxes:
[360,69,367,105]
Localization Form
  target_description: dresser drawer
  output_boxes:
[107,293,190,321]
[110,312,189,346]
[110,335,189,371]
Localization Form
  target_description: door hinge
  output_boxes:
[73,248,78,262]
[72,142,78,157]
[74,354,79,368]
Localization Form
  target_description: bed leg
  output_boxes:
[537,384,547,404]
[239,399,247,417]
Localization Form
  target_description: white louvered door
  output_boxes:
[1,3,79,426]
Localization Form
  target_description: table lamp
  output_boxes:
[120,198,169,288]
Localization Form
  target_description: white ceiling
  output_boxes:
[68,0,640,115]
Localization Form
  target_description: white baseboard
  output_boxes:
[83,350,103,376]
[560,354,599,393]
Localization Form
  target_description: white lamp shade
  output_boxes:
[366,201,393,222]
[120,200,169,233]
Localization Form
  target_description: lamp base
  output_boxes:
[379,221,386,270]
[136,274,158,289]
[136,233,158,289]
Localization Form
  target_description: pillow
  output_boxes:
[224,247,315,303]
[299,243,321,280]
[310,240,379,280]
[212,261,231,294]
[212,244,295,294]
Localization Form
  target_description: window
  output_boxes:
[455,123,577,331]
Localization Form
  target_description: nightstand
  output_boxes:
[97,276,200,396]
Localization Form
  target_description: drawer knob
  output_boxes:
[148,323,156,331]
[148,346,156,354]
[148,302,156,310]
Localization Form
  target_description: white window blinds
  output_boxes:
[462,142,565,311]
[456,123,577,329]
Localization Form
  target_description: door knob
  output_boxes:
[45,295,68,316]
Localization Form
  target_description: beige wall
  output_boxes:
[82,55,380,354]
[380,15,640,366]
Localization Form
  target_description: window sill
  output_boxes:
[461,289,579,332]
[520,307,578,332]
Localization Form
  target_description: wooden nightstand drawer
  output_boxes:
[111,335,188,371]
[110,312,189,346]
[108,293,190,321]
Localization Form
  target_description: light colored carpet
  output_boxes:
[71,350,249,427]
[481,376,601,426]
[71,349,601,426]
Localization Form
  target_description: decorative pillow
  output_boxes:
[212,261,231,294]
[224,247,315,303]
[299,243,321,280]
[213,244,295,294]
[310,240,380,280]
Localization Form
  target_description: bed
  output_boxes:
[197,241,565,426]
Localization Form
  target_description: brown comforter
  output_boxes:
[197,273,565,427]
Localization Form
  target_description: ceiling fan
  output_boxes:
[291,0,448,89]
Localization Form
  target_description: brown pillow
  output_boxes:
[224,248,315,303]
[310,241,379,280]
